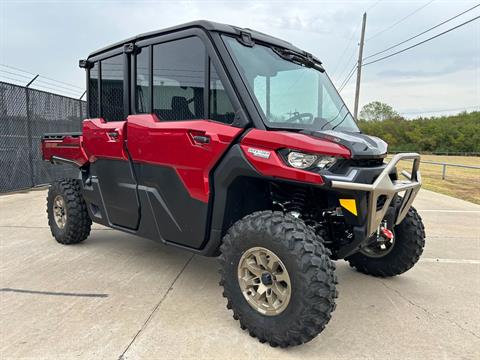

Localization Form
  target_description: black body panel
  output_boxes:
[88,20,301,60]
[304,130,388,159]
[208,145,270,250]
[133,163,209,249]
[87,159,140,229]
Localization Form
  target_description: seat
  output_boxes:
[171,96,195,120]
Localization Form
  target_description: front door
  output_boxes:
[126,36,241,248]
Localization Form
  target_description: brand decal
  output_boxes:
[248,147,271,159]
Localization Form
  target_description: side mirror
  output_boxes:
[79,59,92,69]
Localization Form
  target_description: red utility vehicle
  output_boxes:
[41,21,425,347]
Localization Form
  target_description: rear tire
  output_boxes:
[219,211,337,347]
[47,179,91,245]
[346,205,425,277]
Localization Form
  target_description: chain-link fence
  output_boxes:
[0,81,85,193]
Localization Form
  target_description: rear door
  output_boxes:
[127,34,242,248]
[82,53,140,230]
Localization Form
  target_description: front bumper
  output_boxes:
[324,153,422,257]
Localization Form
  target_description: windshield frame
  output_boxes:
[221,35,360,133]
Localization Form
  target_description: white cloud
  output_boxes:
[1,0,479,115]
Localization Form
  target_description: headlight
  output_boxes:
[286,151,337,170]
[316,156,337,169]
[287,151,318,169]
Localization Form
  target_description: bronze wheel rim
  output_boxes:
[53,195,67,229]
[237,247,291,316]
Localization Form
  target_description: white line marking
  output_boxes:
[421,258,480,264]
[418,210,480,213]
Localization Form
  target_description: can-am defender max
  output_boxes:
[41,21,425,347]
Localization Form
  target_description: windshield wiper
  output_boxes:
[320,103,347,130]
[272,47,325,72]
[331,112,350,131]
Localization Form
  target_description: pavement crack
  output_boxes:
[118,254,195,360]
[378,279,480,340]
[0,287,108,298]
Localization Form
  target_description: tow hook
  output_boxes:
[375,221,394,250]
[380,227,394,241]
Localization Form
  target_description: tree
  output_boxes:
[359,101,400,121]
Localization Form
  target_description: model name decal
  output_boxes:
[248,148,271,159]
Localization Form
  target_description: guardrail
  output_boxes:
[389,157,480,180]
[420,160,480,180]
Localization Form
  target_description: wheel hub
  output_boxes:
[237,247,291,316]
[53,195,67,229]
[261,272,273,286]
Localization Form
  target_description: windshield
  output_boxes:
[223,36,359,132]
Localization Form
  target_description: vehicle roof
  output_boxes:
[88,20,304,59]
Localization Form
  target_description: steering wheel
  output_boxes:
[284,112,314,124]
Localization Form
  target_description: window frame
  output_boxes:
[152,36,207,120]
[87,47,129,121]
[86,61,100,118]
[132,29,241,125]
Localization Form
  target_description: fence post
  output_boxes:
[442,163,447,180]
[25,75,39,187]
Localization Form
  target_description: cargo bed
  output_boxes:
[41,132,88,167]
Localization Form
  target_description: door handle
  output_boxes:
[192,135,210,144]
[107,131,119,140]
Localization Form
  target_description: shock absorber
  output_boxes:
[288,187,308,218]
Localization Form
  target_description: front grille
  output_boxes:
[350,158,385,167]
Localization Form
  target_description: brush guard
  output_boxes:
[329,153,421,238]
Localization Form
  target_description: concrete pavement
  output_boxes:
[1,188,479,359]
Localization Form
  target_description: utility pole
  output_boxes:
[354,12,367,121]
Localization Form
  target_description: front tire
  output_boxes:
[47,179,92,245]
[346,205,425,277]
[219,211,337,347]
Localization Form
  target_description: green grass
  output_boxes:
[389,155,480,205]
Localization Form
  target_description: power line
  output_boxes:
[31,83,82,97]
[332,0,384,80]
[338,65,357,92]
[366,0,383,12]
[364,4,480,60]
[366,0,436,41]
[0,64,83,90]
[0,69,32,80]
[338,64,356,90]
[0,68,83,95]
[0,75,30,85]
[363,15,480,66]
[334,50,357,86]
[331,31,358,79]
[36,78,84,94]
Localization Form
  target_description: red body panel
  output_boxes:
[127,114,242,202]
[241,129,351,157]
[240,129,351,185]
[82,118,129,162]
[240,144,325,184]
[41,135,88,166]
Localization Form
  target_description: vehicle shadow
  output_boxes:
[64,227,429,358]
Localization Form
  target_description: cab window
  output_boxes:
[87,53,125,121]
[101,54,124,122]
[152,37,205,121]
[136,46,150,113]
[209,60,235,124]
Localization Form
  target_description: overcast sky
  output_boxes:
[1,0,479,117]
